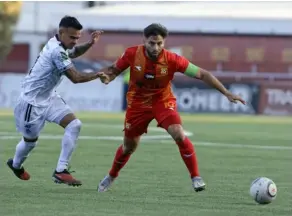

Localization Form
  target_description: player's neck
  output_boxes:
[55,34,68,50]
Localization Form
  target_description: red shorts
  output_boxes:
[124,100,182,138]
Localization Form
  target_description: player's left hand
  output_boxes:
[225,92,246,105]
[97,72,111,85]
[89,30,103,45]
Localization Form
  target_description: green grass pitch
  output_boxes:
[0,111,291,216]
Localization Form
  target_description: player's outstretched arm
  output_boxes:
[68,31,103,58]
[65,66,100,83]
[184,63,246,105]
[52,46,100,84]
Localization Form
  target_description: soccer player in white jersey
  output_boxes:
[6,16,102,187]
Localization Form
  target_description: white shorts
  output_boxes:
[14,95,73,139]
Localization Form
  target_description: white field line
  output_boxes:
[1,122,292,150]
[0,122,194,140]
[158,140,292,150]
[0,122,193,135]
[0,132,291,151]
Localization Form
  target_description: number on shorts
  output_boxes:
[164,101,175,109]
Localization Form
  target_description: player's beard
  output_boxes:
[146,49,160,61]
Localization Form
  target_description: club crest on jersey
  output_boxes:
[144,73,155,80]
[160,67,168,75]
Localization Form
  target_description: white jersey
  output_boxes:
[20,35,73,107]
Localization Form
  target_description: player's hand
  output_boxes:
[89,30,103,45]
[97,72,111,85]
[225,92,246,105]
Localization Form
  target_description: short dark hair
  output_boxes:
[59,16,83,30]
[143,23,168,38]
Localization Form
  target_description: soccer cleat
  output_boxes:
[98,175,115,192]
[192,176,206,192]
[6,158,30,180]
[52,169,82,187]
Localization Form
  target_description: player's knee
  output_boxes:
[66,119,82,133]
[167,124,185,143]
[74,119,82,132]
[173,132,185,143]
[123,146,135,155]
[123,136,140,155]
[123,142,138,155]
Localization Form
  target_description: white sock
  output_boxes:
[56,119,82,172]
[13,139,37,169]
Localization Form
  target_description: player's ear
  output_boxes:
[59,27,65,36]
[162,38,166,46]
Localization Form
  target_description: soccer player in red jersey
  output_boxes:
[97,23,246,192]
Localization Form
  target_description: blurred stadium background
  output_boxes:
[0,1,292,216]
[3,1,292,114]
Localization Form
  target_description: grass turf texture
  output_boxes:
[0,111,291,216]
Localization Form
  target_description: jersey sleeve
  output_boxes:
[51,47,73,73]
[115,48,132,71]
[175,54,189,73]
[175,54,200,77]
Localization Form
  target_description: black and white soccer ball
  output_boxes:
[250,177,277,204]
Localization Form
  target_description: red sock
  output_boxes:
[109,145,131,178]
[176,137,200,178]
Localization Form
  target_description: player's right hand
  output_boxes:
[97,72,111,84]
[225,92,246,105]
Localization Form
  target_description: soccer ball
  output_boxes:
[249,177,277,204]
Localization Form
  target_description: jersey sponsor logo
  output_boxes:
[60,51,69,60]
[144,73,155,80]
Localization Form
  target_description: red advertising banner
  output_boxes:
[0,44,29,73]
